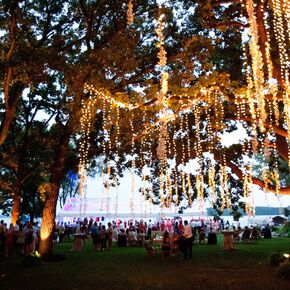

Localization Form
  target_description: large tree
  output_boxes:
[0,0,289,257]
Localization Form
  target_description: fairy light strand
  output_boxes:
[78,91,97,216]
[127,0,134,25]
[245,0,267,132]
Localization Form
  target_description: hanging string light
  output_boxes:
[245,0,267,132]
[205,91,216,203]
[272,0,290,83]
[159,165,165,209]
[185,113,193,206]
[208,159,216,203]
[78,1,289,219]
[105,95,113,219]
[127,0,134,26]
[193,103,204,209]
[221,153,231,210]
[114,171,118,219]
[271,0,290,166]
[106,165,111,219]
[166,166,172,208]
[165,123,173,208]
[245,164,255,216]
[156,10,169,163]
[84,84,138,110]
[219,164,226,212]
[141,173,146,219]
[172,123,179,207]
[140,108,147,217]
[114,106,120,218]
[130,110,136,218]
[78,91,97,215]
[262,3,280,126]
[180,114,187,205]
[101,171,105,212]
[147,122,154,212]
[155,8,172,212]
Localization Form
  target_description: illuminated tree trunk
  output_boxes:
[11,180,24,225]
[39,126,72,257]
[11,194,21,225]
[38,181,60,257]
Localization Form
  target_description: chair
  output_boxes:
[250,228,259,243]
[207,232,217,245]
[242,228,251,243]
[117,233,127,247]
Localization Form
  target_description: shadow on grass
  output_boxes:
[0,236,289,290]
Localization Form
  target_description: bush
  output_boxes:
[278,224,290,234]
[277,262,290,280]
[268,252,286,267]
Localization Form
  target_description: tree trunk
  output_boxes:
[11,180,23,225]
[38,182,60,256]
[1,72,25,146]
[38,73,85,256]
[38,123,73,257]
[11,194,21,225]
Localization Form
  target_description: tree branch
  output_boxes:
[225,158,290,195]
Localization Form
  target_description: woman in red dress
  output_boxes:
[5,224,16,257]
[161,230,171,258]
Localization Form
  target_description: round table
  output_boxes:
[221,231,236,250]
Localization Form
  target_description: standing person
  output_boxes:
[0,221,7,255]
[160,220,165,232]
[16,224,25,256]
[107,222,113,251]
[161,230,171,258]
[147,219,152,239]
[71,222,86,251]
[182,220,193,260]
[4,223,15,257]
[172,223,181,256]
[57,222,65,243]
[90,222,99,251]
[25,222,34,255]
[32,222,39,253]
[99,225,107,251]
[178,220,184,234]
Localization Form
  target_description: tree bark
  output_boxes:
[11,194,21,225]
[38,122,73,257]
[38,182,61,257]
[9,180,24,225]
[0,8,24,146]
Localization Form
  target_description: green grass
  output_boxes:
[0,235,289,290]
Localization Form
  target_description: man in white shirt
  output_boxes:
[182,220,193,260]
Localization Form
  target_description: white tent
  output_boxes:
[56,197,207,223]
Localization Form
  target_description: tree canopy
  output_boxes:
[0,0,289,256]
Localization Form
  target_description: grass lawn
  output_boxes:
[0,234,289,290]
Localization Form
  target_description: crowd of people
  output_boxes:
[0,216,273,260]
[53,217,214,260]
[0,220,40,258]
[232,224,272,242]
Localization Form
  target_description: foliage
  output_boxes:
[0,0,289,226]
[277,222,290,237]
